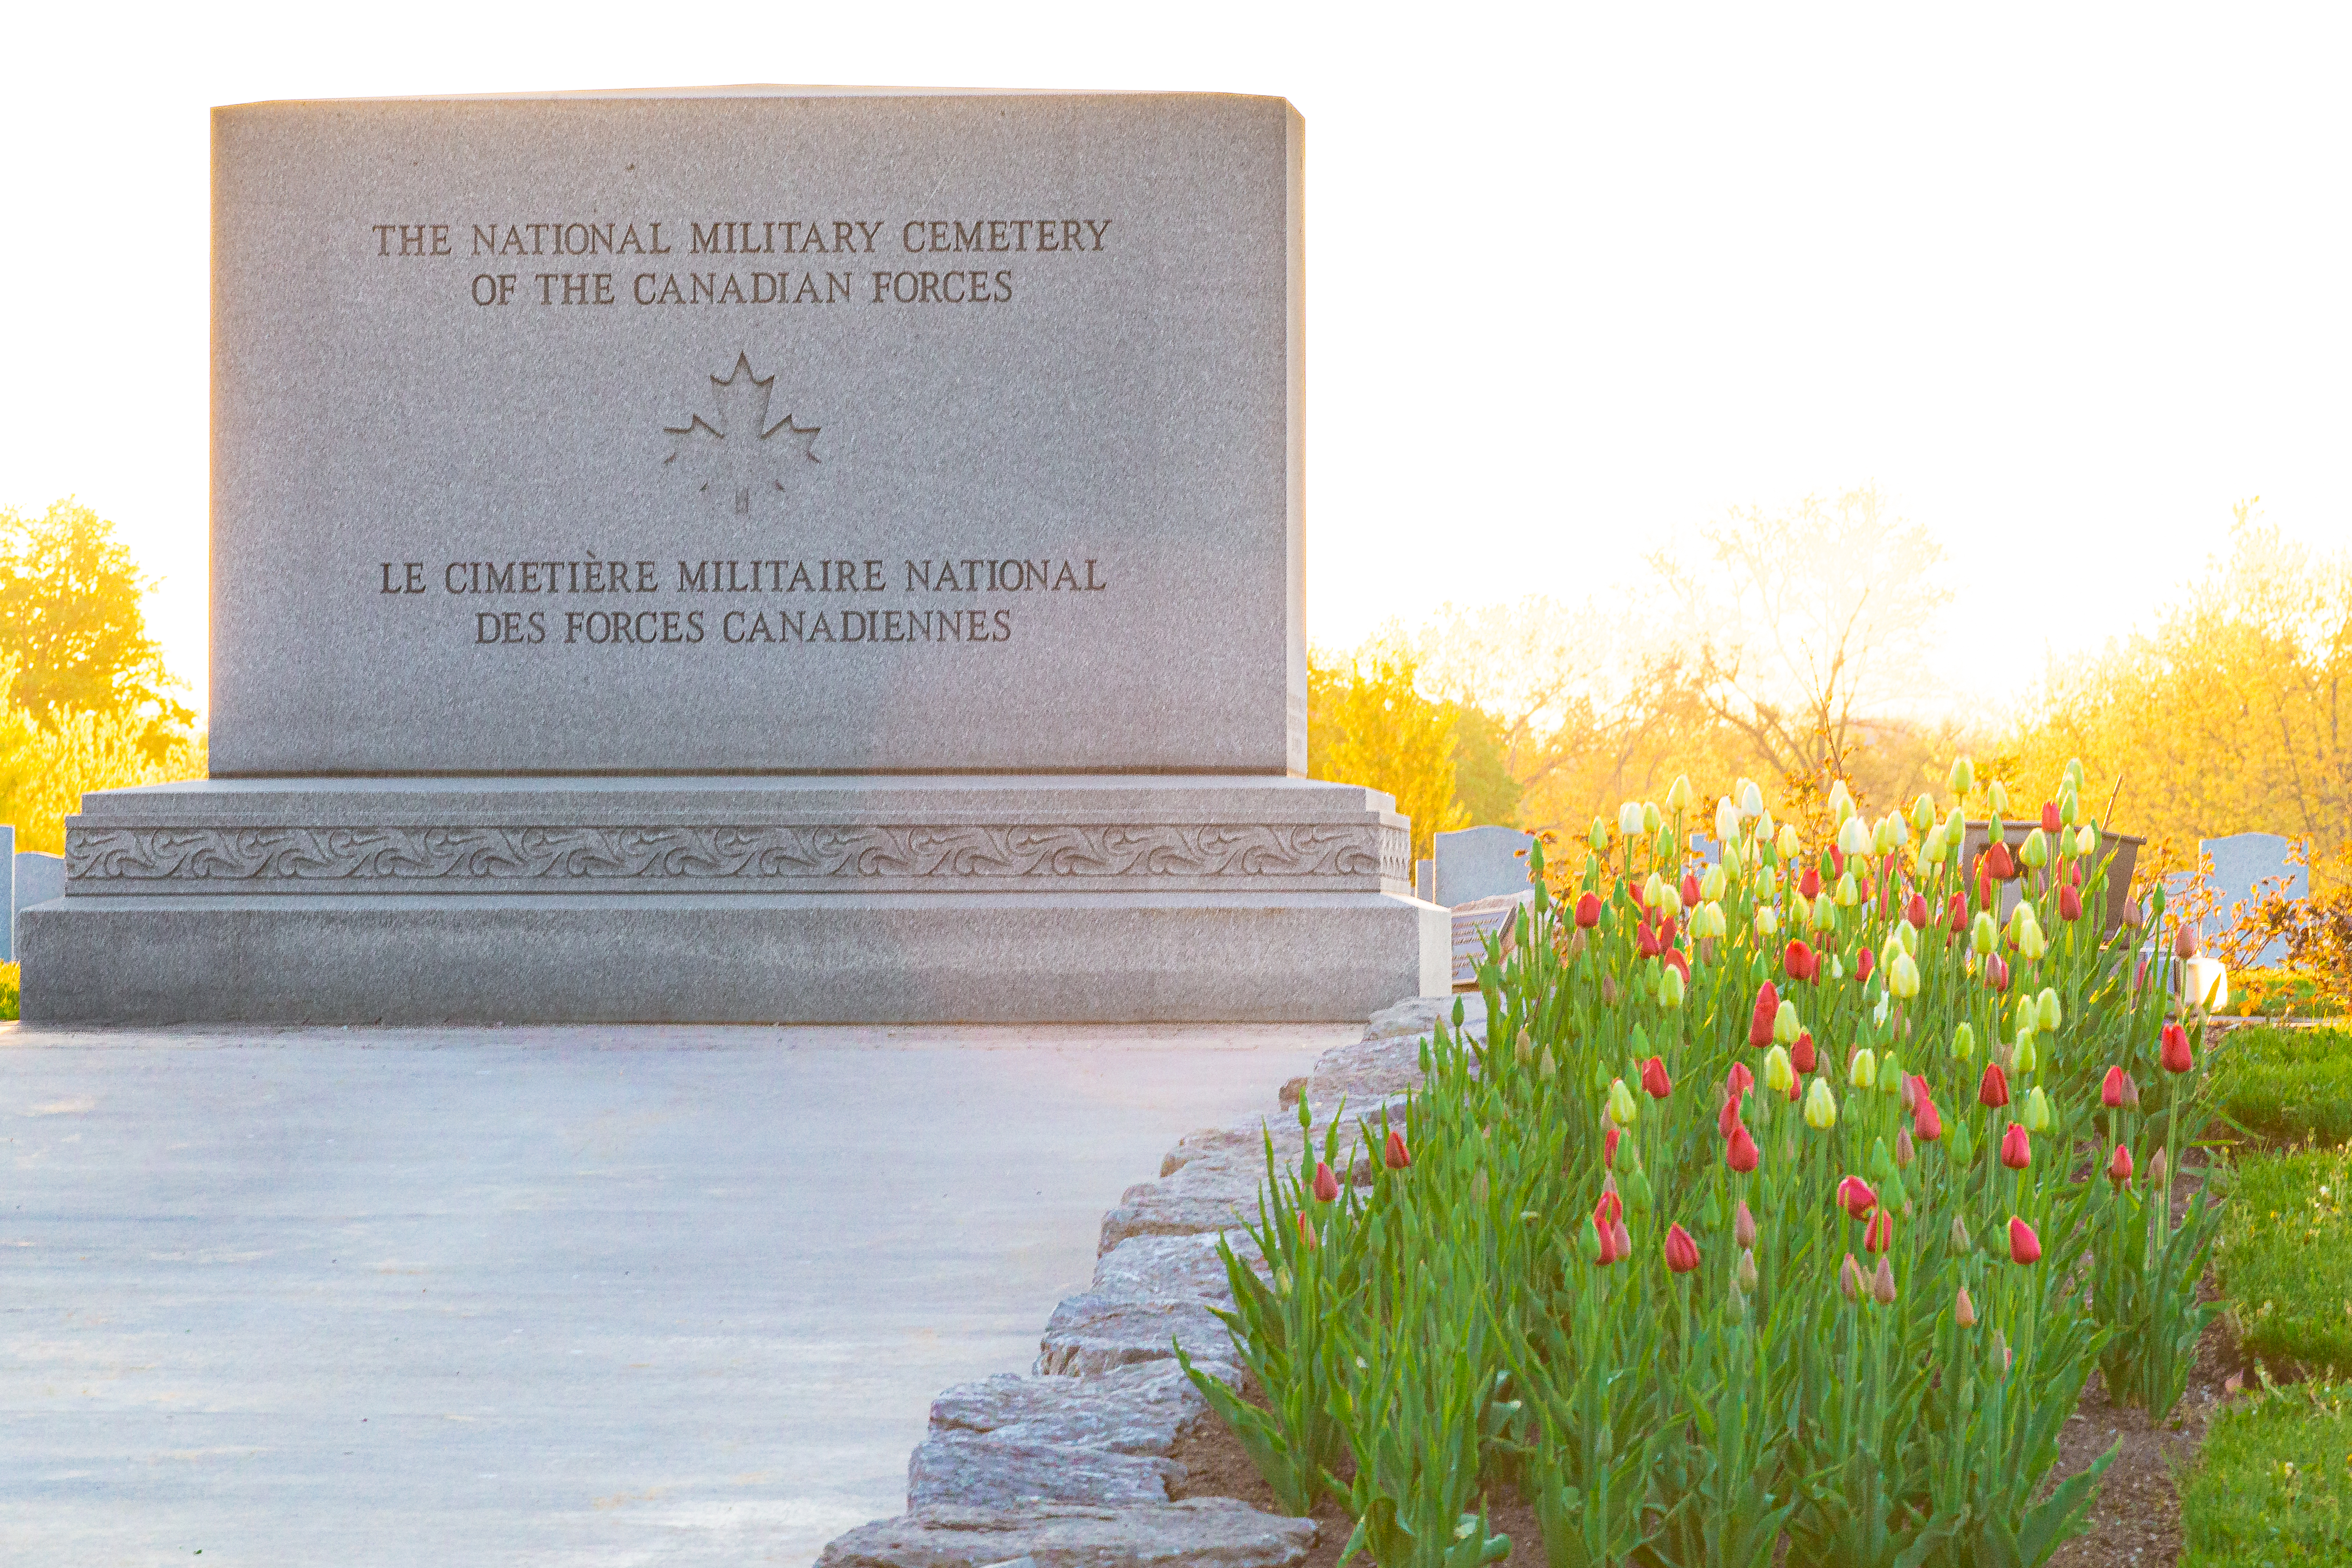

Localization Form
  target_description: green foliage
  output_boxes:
[1448,707,1523,828]
[2178,1379,2352,1566]
[2218,1144,2352,1376]
[0,499,190,745]
[2210,1027,2352,1149]
[1308,646,1469,863]
[0,962,16,1021]
[1200,760,2197,1566]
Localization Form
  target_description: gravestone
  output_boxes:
[21,89,1446,1024]
[11,850,61,966]
[2199,833,2304,965]
[1431,825,1535,908]
[0,827,13,960]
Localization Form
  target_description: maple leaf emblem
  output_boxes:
[662,353,820,514]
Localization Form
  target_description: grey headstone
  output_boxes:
[1689,833,1721,865]
[1415,858,1435,903]
[1431,825,1534,907]
[13,850,62,952]
[2200,833,2305,965]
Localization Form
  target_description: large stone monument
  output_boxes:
[23,88,1445,1023]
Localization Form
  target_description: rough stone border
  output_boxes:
[814,994,1486,1568]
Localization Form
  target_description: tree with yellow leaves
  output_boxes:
[1307,645,1469,864]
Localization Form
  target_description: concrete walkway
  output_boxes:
[0,1023,1347,1567]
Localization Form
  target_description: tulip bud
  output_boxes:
[1864,1208,1893,1254]
[1601,1126,1621,1170]
[1640,1056,1672,1099]
[1990,780,2010,815]
[1857,948,1876,984]
[1607,1077,1640,1126]
[2025,1085,2056,1134]
[2161,1021,2195,1074]
[1836,1174,1878,1218]
[2000,1123,2032,1170]
[2020,828,2049,869]
[1666,774,1695,814]
[1828,778,1854,818]
[1953,1284,1977,1326]
[1972,911,1998,955]
[1749,982,1779,1047]
[1922,824,1948,864]
[1872,1257,1898,1305]
[1680,870,1702,909]
[2076,824,2099,858]
[1383,1128,1411,1170]
[2150,1146,2168,1190]
[1912,1095,1943,1142]
[2101,1065,2130,1108]
[1953,1022,1976,1061]
[1950,1214,1973,1255]
[1805,1078,1839,1130]
[1725,1120,1760,1173]
[1714,795,1740,845]
[1889,950,1921,999]
[1784,938,1815,981]
[1739,778,1765,818]
[2017,917,2046,961]
[1896,1126,1916,1167]
[1984,841,2015,882]
[2012,1032,2038,1074]
[2007,1216,2042,1265]
[1642,801,1663,836]
[1663,1222,1700,1273]
[1773,999,1801,1047]
[1700,864,1726,903]
[2106,1142,2133,1185]
[2173,922,2200,960]
[1722,841,1745,878]
[1877,813,1906,856]
[1791,1030,1817,1074]
[1575,891,1601,928]
[1660,964,1686,1008]
[1840,1251,1863,1302]
[2058,884,2083,922]
[1296,1211,1318,1249]
[1754,905,1779,936]
[1950,755,1975,795]
[1762,1045,1794,1094]
[2039,799,2062,835]
[1776,824,1800,860]
[1849,1047,1878,1089]
[1830,869,1856,907]
[1539,1046,1557,1079]
[1987,953,2012,992]
[1838,814,1871,857]
[1978,1062,2011,1108]
[1735,1201,1759,1250]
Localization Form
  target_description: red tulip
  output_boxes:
[1863,1208,1893,1254]
[1680,873,1701,910]
[2174,922,2200,959]
[1735,1200,1758,1248]
[1750,983,1779,1047]
[2059,885,2084,922]
[2068,860,2082,887]
[1611,1218,1632,1259]
[1791,1031,1818,1074]
[1783,939,1814,981]
[1575,891,1601,928]
[1604,1126,1621,1168]
[1312,1160,1341,1202]
[1907,891,1929,930]
[1663,947,1690,983]
[1383,1128,1411,1170]
[1663,1223,1701,1274]
[1984,842,2015,881]
[1726,1122,1760,1174]
[1637,921,1662,958]
[1787,1073,1802,1102]
[2106,1143,2133,1186]
[1727,1061,1756,1100]
[1836,1175,1878,1218]
[1901,1072,1927,1111]
[2007,1216,2042,1265]
[1829,846,1847,877]
[2161,1022,2195,1074]
[1718,1095,1743,1139]
[1986,954,2011,993]
[1912,1096,1943,1142]
[1840,1251,1863,1301]
[1872,1256,1898,1305]
[1297,1211,1318,1249]
[1978,1062,2011,1108]
[1800,867,1823,900]
[2000,1123,2032,1170]
[1594,1189,1623,1229]
[1947,891,1968,932]
[1856,948,1875,983]
[2041,800,2062,834]
[1592,1214,1619,1265]
[2100,1065,2130,1109]
[1640,1055,1672,1099]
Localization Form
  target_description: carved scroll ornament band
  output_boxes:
[68,822,1398,887]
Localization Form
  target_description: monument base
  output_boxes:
[24,776,1446,1025]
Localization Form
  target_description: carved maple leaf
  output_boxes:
[663,353,820,514]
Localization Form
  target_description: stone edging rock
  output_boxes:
[814,994,1486,1568]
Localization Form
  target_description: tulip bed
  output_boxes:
[1181,762,2224,1568]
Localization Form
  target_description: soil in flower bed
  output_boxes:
[1173,1316,2245,1568]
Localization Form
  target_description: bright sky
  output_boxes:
[6,5,2348,722]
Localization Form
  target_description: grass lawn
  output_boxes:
[2179,1379,2352,1566]
[2210,1025,2352,1148]
[2217,1142,2352,1376]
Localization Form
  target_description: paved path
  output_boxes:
[0,1023,1346,1567]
